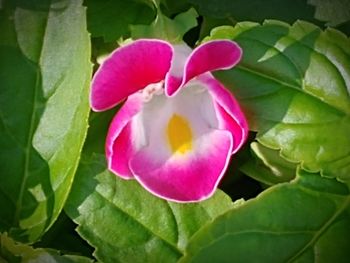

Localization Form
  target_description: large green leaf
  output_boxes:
[180,170,350,262]
[85,0,156,42]
[0,0,91,243]
[65,154,233,263]
[0,233,93,263]
[205,20,350,182]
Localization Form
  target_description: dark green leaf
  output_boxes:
[0,0,91,243]
[309,0,350,26]
[241,142,297,186]
[35,212,94,258]
[85,0,156,42]
[189,0,319,24]
[180,170,350,262]
[160,0,191,16]
[65,154,233,263]
[0,233,93,263]
[205,21,350,182]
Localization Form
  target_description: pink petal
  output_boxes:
[165,40,242,96]
[200,74,248,153]
[106,93,143,179]
[129,130,233,202]
[90,39,173,111]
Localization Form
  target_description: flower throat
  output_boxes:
[167,114,193,154]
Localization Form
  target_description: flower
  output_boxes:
[90,39,248,202]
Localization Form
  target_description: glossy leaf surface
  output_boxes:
[180,170,350,262]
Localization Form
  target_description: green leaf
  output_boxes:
[241,142,297,186]
[0,0,91,243]
[309,0,350,26]
[205,21,350,182]
[85,0,156,42]
[0,233,93,263]
[189,0,319,24]
[180,170,350,262]
[65,154,233,263]
[131,7,198,43]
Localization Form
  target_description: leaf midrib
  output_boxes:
[237,64,348,116]
[95,190,183,256]
[13,7,50,225]
[233,27,350,116]
[287,195,350,262]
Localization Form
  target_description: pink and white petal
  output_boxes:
[106,93,143,179]
[90,39,173,111]
[165,40,242,96]
[165,44,192,96]
[199,74,248,153]
[129,130,233,202]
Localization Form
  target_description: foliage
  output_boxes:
[0,233,93,263]
[1,0,349,262]
[0,0,91,243]
[65,154,233,262]
[180,170,350,262]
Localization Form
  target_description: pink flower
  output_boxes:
[90,39,248,202]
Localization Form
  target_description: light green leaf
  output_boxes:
[0,233,93,263]
[308,0,350,26]
[131,7,198,43]
[85,0,156,42]
[205,20,350,182]
[180,170,350,262]
[65,154,233,263]
[0,0,91,243]
[241,142,297,186]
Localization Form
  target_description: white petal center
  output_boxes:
[132,80,219,158]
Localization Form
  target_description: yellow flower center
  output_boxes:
[167,114,193,154]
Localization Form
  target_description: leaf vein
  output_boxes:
[286,196,350,262]
[95,190,183,256]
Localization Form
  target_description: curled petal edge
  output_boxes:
[200,74,248,153]
[106,93,143,179]
[165,40,242,97]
